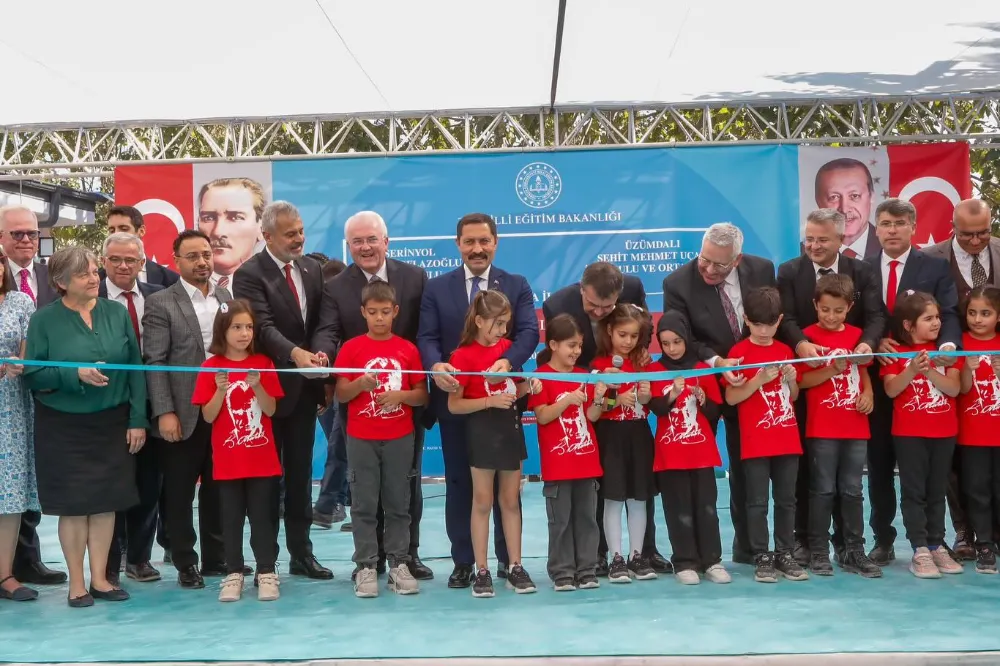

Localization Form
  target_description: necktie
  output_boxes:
[842,247,859,259]
[369,274,384,284]
[717,284,741,340]
[217,275,230,289]
[971,253,988,288]
[19,269,35,304]
[818,268,834,276]
[469,276,483,304]
[886,260,900,314]
[123,291,141,343]
[284,264,300,309]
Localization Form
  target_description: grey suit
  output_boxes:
[923,236,1000,303]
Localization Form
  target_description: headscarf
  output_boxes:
[656,310,699,371]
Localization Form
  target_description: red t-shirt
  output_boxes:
[958,333,1000,447]
[591,356,648,421]
[880,342,963,438]
[192,354,284,481]
[450,338,518,400]
[647,361,722,471]
[722,339,802,459]
[801,324,872,440]
[527,365,603,482]
[336,334,424,441]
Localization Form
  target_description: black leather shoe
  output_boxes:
[732,551,755,565]
[792,540,811,566]
[496,561,508,579]
[340,522,353,532]
[448,564,473,588]
[201,563,252,576]
[867,543,896,566]
[289,555,333,580]
[68,593,94,608]
[14,562,67,585]
[90,585,130,601]
[645,550,673,574]
[409,556,434,580]
[125,562,161,582]
[177,565,205,589]
[0,575,38,601]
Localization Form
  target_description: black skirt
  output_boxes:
[34,401,137,516]
[465,407,527,472]
[595,419,656,502]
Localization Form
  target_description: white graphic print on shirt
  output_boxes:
[902,361,950,414]
[484,376,516,396]
[551,392,596,456]
[224,381,267,449]
[757,380,795,428]
[360,357,405,419]
[663,386,705,445]
[968,355,1000,416]
[820,348,861,410]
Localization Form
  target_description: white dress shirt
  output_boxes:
[464,264,492,301]
[267,247,307,321]
[844,225,871,257]
[361,263,389,284]
[880,247,911,304]
[813,261,839,278]
[706,269,744,368]
[7,258,37,299]
[180,278,220,354]
[105,278,145,340]
[952,237,990,288]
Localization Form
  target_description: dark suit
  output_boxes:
[100,260,180,289]
[417,265,539,566]
[234,251,337,560]
[328,259,428,557]
[800,224,881,260]
[864,248,961,548]
[663,255,777,561]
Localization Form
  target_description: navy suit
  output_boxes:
[417,265,539,567]
[100,260,179,289]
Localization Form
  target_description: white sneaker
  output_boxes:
[257,572,280,601]
[355,567,379,598]
[388,563,420,595]
[219,573,243,602]
[705,564,732,584]
[675,569,700,585]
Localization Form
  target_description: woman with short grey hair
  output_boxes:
[23,246,147,607]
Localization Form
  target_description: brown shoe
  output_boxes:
[952,532,977,561]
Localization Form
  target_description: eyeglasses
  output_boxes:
[697,254,734,272]
[106,256,141,267]
[349,236,382,249]
[3,230,39,241]
[876,220,911,230]
[177,252,213,262]
[956,229,991,241]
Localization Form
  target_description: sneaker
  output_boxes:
[909,547,941,579]
[388,563,419,595]
[753,553,778,583]
[608,553,631,583]
[472,567,495,598]
[595,557,609,578]
[841,549,883,578]
[553,577,576,592]
[975,545,998,574]
[354,566,379,598]
[809,553,834,576]
[704,564,731,584]
[931,547,964,574]
[218,573,243,602]
[576,574,600,589]
[505,564,537,594]
[627,551,657,580]
[867,543,895,566]
[953,531,977,561]
[776,552,809,581]
[675,569,700,585]
[257,572,280,601]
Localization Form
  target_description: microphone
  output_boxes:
[606,354,624,408]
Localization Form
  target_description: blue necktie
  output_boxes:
[469,276,482,303]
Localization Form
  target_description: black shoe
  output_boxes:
[753,552,778,583]
[199,563,227,577]
[953,531,977,561]
[496,562,509,580]
[340,522,353,532]
[162,550,172,565]
[177,565,205,589]
[627,551,657,580]
[976,545,998,574]
[125,562,161,582]
[792,540,811,566]
[608,553,630,583]
[505,564,537,594]
[14,561,67,585]
[67,592,94,608]
[409,556,434,580]
[841,549,883,578]
[644,550,673,574]
[312,509,334,529]
[732,551,755,565]
[448,564,473,588]
[867,543,895,566]
[833,546,847,568]
[89,585,130,602]
[106,570,121,587]
[471,567,494,598]
[595,556,609,577]
[775,552,809,581]
[289,556,333,580]
[809,553,834,576]
[0,575,38,601]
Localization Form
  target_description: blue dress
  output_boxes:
[0,290,38,514]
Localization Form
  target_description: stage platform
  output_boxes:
[3,480,999,666]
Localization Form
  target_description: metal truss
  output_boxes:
[2,92,999,175]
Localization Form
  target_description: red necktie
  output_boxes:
[284,264,300,309]
[842,247,859,259]
[886,260,900,314]
[123,291,141,343]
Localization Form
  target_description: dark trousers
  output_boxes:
[722,412,752,559]
[960,446,1000,547]
[544,479,599,582]
[272,398,318,560]
[439,418,510,566]
[806,438,866,553]
[315,404,350,512]
[219,477,279,574]
[867,371,897,547]
[109,441,162,567]
[347,434,414,567]
[895,436,955,550]
[157,418,224,570]
[156,489,170,552]
[13,511,42,573]
[596,495,658,560]
[793,397,844,550]
[744,454,799,555]
[659,468,722,572]
[946,454,970,538]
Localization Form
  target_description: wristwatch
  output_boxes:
[593,397,605,407]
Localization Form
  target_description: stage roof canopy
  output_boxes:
[4,0,1000,127]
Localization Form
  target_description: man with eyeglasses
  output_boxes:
[0,205,65,587]
[923,198,999,560]
[104,205,179,287]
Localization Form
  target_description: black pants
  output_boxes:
[272,398,319,560]
[947,452,970,537]
[866,370,897,548]
[744,454,799,555]
[659,468,721,572]
[219,477,279,574]
[13,511,42,573]
[721,412,752,560]
[157,418,224,570]
[895,436,955,550]
[793,396,845,550]
[109,440,162,567]
[806,439,866,553]
[960,446,1000,547]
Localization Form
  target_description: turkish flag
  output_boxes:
[114,165,194,270]
[887,144,972,248]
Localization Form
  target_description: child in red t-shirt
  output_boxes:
[957,285,1000,574]
[448,290,538,598]
[590,303,656,583]
[880,291,964,579]
[723,286,806,584]
[336,281,428,598]
[192,299,284,603]
[527,314,606,591]
[646,311,728,586]
[797,274,881,579]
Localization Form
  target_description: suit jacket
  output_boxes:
[98,279,163,300]
[923,236,1000,304]
[541,276,647,369]
[142,280,232,440]
[329,259,427,344]
[99,260,179,288]
[864,248,962,348]
[662,255,776,361]
[233,251,337,417]
[417,264,539,422]
[776,254,887,351]
[12,261,58,308]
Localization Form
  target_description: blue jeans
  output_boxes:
[314,404,350,514]
[807,438,866,552]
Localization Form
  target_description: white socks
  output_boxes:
[604,499,624,557]
[625,498,646,556]
[604,498,647,557]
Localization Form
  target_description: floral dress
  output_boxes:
[0,291,38,514]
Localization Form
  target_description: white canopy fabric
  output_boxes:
[3,0,1000,127]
